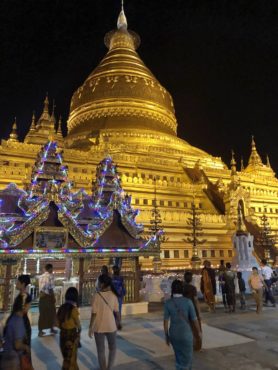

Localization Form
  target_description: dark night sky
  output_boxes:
[0,0,278,172]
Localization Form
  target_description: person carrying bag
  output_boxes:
[164,279,202,370]
[88,275,120,370]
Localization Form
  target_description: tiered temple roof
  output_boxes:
[0,141,159,258]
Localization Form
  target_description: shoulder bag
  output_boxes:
[97,292,121,330]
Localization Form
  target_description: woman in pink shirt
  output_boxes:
[88,275,120,370]
[248,267,267,314]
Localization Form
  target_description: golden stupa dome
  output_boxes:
[66,8,177,148]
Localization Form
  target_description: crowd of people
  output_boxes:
[0,258,277,370]
[201,259,276,315]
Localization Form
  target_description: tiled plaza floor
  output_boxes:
[30,303,278,370]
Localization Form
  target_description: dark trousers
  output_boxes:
[239,292,246,308]
[220,283,227,307]
[264,279,276,304]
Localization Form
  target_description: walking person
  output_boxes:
[260,259,276,307]
[183,271,202,332]
[0,295,31,370]
[15,274,33,363]
[95,265,109,292]
[237,271,246,309]
[111,265,126,329]
[200,260,216,312]
[164,279,202,370]
[57,287,81,370]
[38,263,57,337]
[223,263,236,313]
[218,260,227,310]
[248,267,266,314]
[88,274,120,370]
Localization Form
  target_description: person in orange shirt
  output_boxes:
[248,267,267,314]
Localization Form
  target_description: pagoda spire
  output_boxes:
[30,111,36,132]
[57,116,62,135]
[248,136,263,167]
[230,150,237,175]
[50,99,56,128]
[43,93,49,113]
[240,157,244,171]
[56,115,64,145]
[117,0,128,30]
[37,93,51,124]
[266,154,271,168]
[8,118,19,142]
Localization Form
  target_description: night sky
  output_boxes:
[0,0,278,172]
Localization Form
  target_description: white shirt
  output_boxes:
[39,271,55,294]
[91,291,119,333]
[261,265,273,280]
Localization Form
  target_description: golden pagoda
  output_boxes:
[0,6,277,269]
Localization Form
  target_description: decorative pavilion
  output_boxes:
[0,141,160,310]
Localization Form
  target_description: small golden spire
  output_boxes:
[266,154,271,168]
[57,115,62,133]
[248,135,262,166]
[56,115,64,145]
[240,157,244,171]
[117,0,128,30]
[230,150,237,175]
[43,93,49,112]
[50,99,56,125]
[30,111,36,131]
[8,117,19,142]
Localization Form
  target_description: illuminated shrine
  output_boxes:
[0,141,159,309]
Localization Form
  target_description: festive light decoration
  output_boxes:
[0,247,140,254]
[0,141,159,256]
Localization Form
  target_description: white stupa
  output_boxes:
[232,203,259,292]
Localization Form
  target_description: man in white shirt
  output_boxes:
[261,259,276,307]
[38,263,57,336]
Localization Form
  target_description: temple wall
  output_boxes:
[0,142,278,269]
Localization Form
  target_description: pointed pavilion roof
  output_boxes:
[244,137,276,177]
[0,145,158,256]
[24,95,57,145]
[247,136,263,167]
[55,116,64,147]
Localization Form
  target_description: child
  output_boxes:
[57,287,81,370]
[237,271,246,309]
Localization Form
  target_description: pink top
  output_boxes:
[91,291,119,333]
[248,274,264,290]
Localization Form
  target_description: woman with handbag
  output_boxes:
[164,279,202,370]
[0,295,32,370]
[57,287,81,370]
[88,275,120,370]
